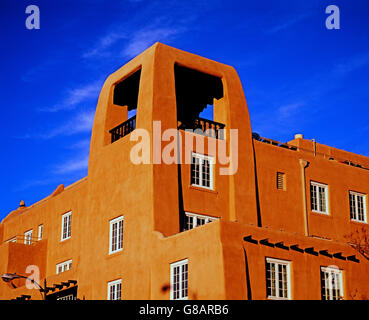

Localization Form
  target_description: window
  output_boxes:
[38,224,44,241]
[191,153,214,189]
[108,279,122,300]
[349,191,367,223]
[170,259,188,300]
[56,260,72,274]
[24,230,33,245]
[61,211,72,241]
[276,172,286,190]
[266,258,291,300]
[310,182,329,214]
[184,212,218,231]
[57,294,75,301]
[321,266,344,300]
[109,216,124,254]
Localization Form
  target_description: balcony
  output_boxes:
[177,117,225,140]
[109,115,136,143]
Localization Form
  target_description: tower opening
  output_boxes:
[174,64,225,139]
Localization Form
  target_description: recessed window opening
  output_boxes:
[110,69,141,143]
[174,64,224,139]
[113,69,141,112]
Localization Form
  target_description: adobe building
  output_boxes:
[1,43,369,300]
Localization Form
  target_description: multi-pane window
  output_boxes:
[24,230,33,245]
[38,224,44,241]
[321,267,344,300]
[170,259,188,300]
[109,216,124,254]
[266,258,291,300]
[108,279,122,300]
[191,153,214,189]
[349,191,367,223]
[310,182,329,214]
[57,294,75,300]
[61,211,72,241]
[183,212,218,231]
[56,260,72,274]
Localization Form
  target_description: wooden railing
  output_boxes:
[178,117,226,140]
[109,115,136,143]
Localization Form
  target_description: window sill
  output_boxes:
[189,185,218,195]
[350,219,368,225]
[107,249,124,258]
[311,211,331,218]
[60,237,71,243]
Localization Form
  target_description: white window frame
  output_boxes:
[349,191,367,223]
[170,259,188,300]
[38,224,44,241]
[109,216,124,255]
[310,181,329,215]
[321,266,344,300]
[61,211,72,241]
[56,259,72,274]
[107,279,122,300]
[184,212,218,230]
[191,152,214,190]
[265,257,291,300]
[57,294,75,300]
[24,229,33,245]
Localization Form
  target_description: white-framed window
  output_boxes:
[265,258,291,300]
[38,224,44,241]
[109,216,124,254]
[349,191,367,223]
[24,230,33,245]
[191,153,214,190]
[184,212,218,231]
[61,211,72,241]
[170,259,188,300]
[56,259,72,274]
[107,279,122,300]
[321,266,344,300]
[57,294,75,300]
[310,181,329,214]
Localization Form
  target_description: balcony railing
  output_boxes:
[4,235,39,245]
[178,117,225,140]
[109,115,136,143]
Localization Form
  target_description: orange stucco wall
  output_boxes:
[0,43,368,300]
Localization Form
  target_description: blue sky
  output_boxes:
[1,0,369,219]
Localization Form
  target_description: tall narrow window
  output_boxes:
[183,212,218,231]
[310,182,329,214]
[38,224,44,241]
[191,153,214,189]
[266,258,291,300]
[321,267,344,300]
[108,279,122,300]
[109,216,124,254]
[349,191,367,223]
[24,230,33,245]
[61,211,72,241]
[170,259,188,300]
[276,172,286,190]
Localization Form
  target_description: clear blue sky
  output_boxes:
[1,0,369,219]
